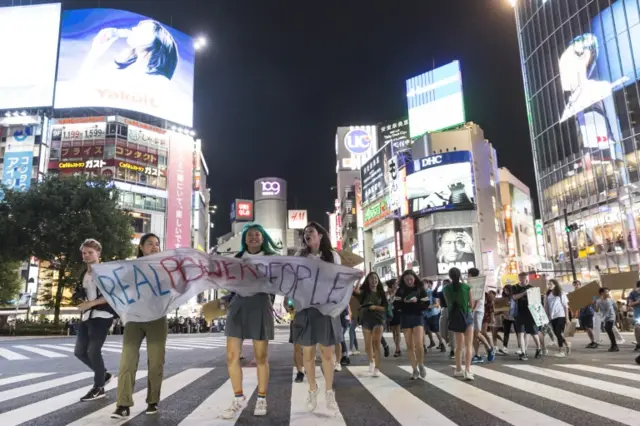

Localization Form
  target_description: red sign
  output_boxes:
[166,134,193,249]
[236,201,253,220]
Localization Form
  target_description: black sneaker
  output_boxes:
[146,403,158,415]
[111,406,130,419]
[104,372,113,386]
[80,387,105,402]
[439,343,446,353]
[294,371,304,383]
[518,353,529,361]
[340,355,350,366]
[634,344,640,352]
[428,341,436,349]
[383,345,390,358]
[608,346,620,352]
[449,350,455,359]
[534,349,542,359]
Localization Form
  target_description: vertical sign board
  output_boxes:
[2,126,36,197]
[288,210,307,229]
[166,133,194,249]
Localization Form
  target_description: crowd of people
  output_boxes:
[69,221,640,421]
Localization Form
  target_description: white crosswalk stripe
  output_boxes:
[0,363,639,425]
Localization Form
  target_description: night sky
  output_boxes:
[14,0,534,238]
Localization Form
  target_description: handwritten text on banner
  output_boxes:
[90,249,362,323]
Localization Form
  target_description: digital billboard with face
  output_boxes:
[54,9,195,127]
[0,4,61,109]
[406,60,465,138]
[436,227,476,274]
[406,151,475,215]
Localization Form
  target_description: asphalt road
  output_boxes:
[0,327,639,425]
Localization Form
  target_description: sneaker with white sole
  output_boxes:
[418,364,426,378]
[306,387,319,412]
[554,351,566,358]
[454,370,464,378]
[368,362,375,374]
[326,389,338,411]
[254,398,267,416]
[221,397,246,420]
[372,368,380,377]
[464,371,475,381]
[334,362,342,372]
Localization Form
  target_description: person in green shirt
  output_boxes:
[443,267,475,381]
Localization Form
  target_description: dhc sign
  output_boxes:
[411,150,472,173]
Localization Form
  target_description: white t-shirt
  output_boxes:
[306,250,341,265]
[546,293,569,320]
[81,271,114,322]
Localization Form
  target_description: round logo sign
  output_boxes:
[344,129,372,154]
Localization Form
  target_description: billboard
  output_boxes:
[406,60,465,138]
[335,126,378,171]
[166,132,194,249]
[288,210,307,229]
[54,9,195,127]
[435,227,476,274]
[1,126,36,193]
[0,4,61,109]
[406,151,475,215]
[378,118,411,154]
[230,199,253,222]
[361,142,392,206]
[254,178,287,202]
[363,195,392,229]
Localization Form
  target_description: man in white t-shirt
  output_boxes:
[73,239,116,402]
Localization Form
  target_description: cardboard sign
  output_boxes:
[567,281,600,311]
[600,271,638,291]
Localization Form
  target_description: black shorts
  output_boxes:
[401,314,424,330]
[515,316,537,335]
[579,315,594,330]
[424,314,440,333]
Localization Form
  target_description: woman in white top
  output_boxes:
[544,279,572,357]
[291,221,342,413]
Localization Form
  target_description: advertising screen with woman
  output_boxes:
[54,9,195,127]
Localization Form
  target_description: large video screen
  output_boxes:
[435,227,476,274]
[0,4,61,109]
[406,151,474,215]
[406,60,465,138]
[54,9,195,127]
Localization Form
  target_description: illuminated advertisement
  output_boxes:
[1,126,36,193]
[230,199,254,222]
[372,221,395,246]
[166,133,194,249]
[435,227,476,274]
[126,119,169,147]
[363,195,392,229]
[361,142,392,205]
[378,118,411,154]
[254,178,287,201]
[288,210,308,229]
[335,126,378,171]
[406,151,475,215]
[52,122,107,142]
[54,9,195,126]
[401,218,415,268]
[406,60,465,138]
[374,242,395,264]
[0,4,61,109]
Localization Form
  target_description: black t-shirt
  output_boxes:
[435,288,447,308]
[511,284,532,316]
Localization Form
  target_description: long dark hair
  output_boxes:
[398,269,423,294]
[360,272,388,305]
[300,221,334,263]
[137,233,160,258]
[549,279,563,297]
[502,285,513,298]
[449,267,462,291]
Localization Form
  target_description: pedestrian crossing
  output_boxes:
[0,334,292,361]
[1,363,639,425]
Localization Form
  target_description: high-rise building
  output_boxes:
[512,0,640,281]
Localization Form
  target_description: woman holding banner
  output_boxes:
[291,221,343,413]
[221,223,280,419]
[111,233,166,419]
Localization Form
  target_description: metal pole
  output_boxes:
[563,208,577,282]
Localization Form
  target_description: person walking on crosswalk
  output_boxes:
[544,279,572,357]
[290,221,343,413]
[111,233,167,419]
[220,224,280,419]
[443,267,475,381]
[511,272,543,360]
[74,238,117,402]
[393,269,430,380]
[353,272,389,378]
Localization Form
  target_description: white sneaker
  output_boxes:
[464,371,475,381]
[418,364,426,379]
[254,398,267,416]
[554,351,566,358]
[221,397,246,419]
[372,368,380,377]
[368,362,375,374]
[352,350,360,355]
[326,389,338,411]
[334,362,342,372]
[454,370,464,377]
[306,387,318,412]
[542,348,549,355]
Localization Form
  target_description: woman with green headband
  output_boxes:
[221,223,281,420]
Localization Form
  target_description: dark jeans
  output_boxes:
[74,317,113,388]
[550,317,566,348]
[502,318,515,347]
[604,320,617,348]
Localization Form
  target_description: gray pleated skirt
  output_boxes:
[291,307,342,347]
[360,309,386,330]
[224,293,275,341]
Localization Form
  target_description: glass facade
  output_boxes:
[515,0,640,281]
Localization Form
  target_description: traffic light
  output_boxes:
[565,223,579,233]
[287,299,294,308]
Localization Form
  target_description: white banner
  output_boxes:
[90,248,362,323]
